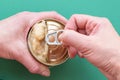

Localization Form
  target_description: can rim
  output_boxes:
[27,18,69,66]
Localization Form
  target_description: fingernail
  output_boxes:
[41,70,50,77]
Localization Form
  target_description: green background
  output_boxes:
[0,0,120,80]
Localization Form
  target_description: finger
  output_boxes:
[17,11,67,27]
[17,52,50,76]
[65,14,100,35]
[59,30,92,52]
[65,14,98,30]
[14,43,50,77]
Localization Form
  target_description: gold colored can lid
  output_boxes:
[27,19,69,66]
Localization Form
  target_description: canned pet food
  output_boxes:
[27,19,69,66]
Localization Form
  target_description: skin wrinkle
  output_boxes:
[94,48,120,79]
[102,58,113,75]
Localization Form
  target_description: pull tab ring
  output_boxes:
[45,30,64,45]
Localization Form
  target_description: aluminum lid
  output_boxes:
[27,19,69,66]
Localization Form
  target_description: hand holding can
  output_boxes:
[0,11,67,76]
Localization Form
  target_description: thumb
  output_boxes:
[14,41,50,77]
[59,30,92,52]
[16,50,50,77]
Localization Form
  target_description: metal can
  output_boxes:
[27,19,69,66]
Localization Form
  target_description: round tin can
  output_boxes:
[27,19,69,66]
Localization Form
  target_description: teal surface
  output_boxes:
[0,0,120,80]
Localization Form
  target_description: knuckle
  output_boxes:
[20,11,31,15]
[102,17,108,21]
[14,11,31,20]
[72,14,79,18]
[29,65,40,74]
[101,17,111,25]
[72,14,89,18]
[16,11,31,17]
[50,11,58,15]
[101,17,110,22]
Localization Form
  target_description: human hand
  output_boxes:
[0,11,67,77]
[59,14,120,80]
